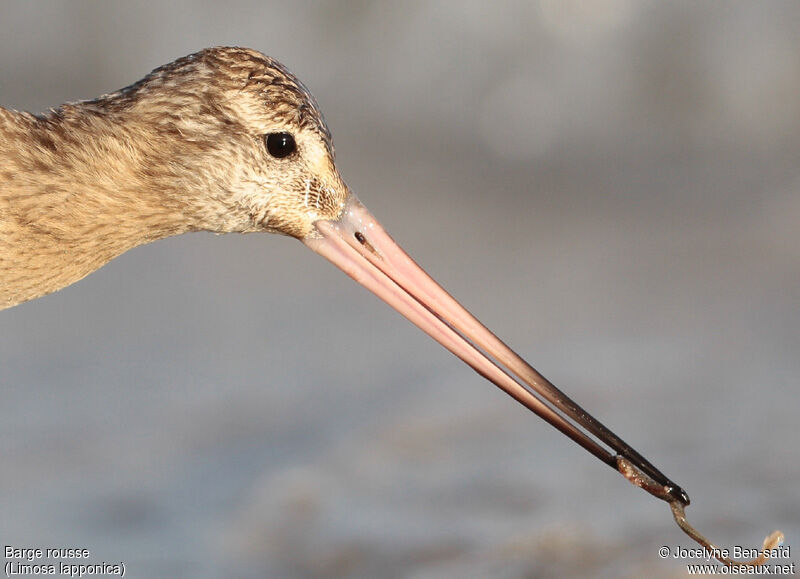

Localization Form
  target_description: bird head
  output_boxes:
[89,47,688,505]
[115,46,348,238]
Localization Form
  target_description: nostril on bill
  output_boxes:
[354,231,379,256]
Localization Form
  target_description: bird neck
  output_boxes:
[0,104,197,310]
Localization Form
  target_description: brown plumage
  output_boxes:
[0,46,693,514]
[1,46,345,309]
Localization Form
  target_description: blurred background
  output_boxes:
[1,2,798,577]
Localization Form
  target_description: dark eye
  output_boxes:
[265,132,296,158]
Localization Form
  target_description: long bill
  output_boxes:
[303,193,689,506]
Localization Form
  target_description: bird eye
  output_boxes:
[265,132,297,159]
